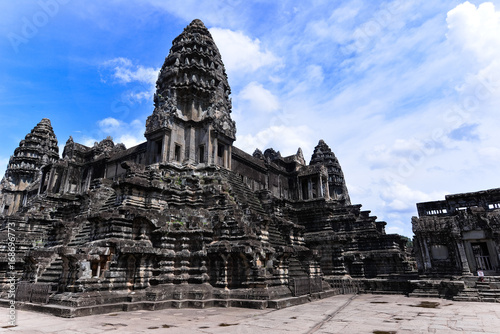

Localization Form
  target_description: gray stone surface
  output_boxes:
[2,294,500,333]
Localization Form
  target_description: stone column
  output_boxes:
[319,175,324,198]
[308,178,313,200]
[421,236,432,271]
[456,239,472,275]
[188,126,196,163]
[160,133,167,163]
[212,137,218,166]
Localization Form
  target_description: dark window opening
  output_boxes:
[472,242,493,271]
[199,145,205,163]
[174,144,181,162]
[217,144,224,157]
[301,179,309,200]
[217,144,225,166]
[155,139,163,163]
[91,261,99,277]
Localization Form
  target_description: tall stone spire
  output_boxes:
[310,140,351,204]
[146,19,235,140]
[145,19,235,168]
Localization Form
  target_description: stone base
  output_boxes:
[1,284,339,318]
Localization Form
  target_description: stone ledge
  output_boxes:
[0,292,345,318]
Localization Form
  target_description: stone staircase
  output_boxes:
[100,192,118,211]
[409,287,441,298]
[454,280,500,302]
[267,219,287,248]
[408,280,441,298]
[224,170,310,279]
[37,256,62,284]
[68,222,92,247]
[288,257,308,278]
[453,288,480,302]
[224,170,266,215]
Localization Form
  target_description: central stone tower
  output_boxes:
[145,19,236,168]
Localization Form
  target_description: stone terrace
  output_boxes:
[2,294,500,333]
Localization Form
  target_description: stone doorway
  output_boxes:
[471,242,493,271]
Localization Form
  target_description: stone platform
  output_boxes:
[2,294,500,333]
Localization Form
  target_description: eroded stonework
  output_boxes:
[0,20,413,316]
[413,189,500,277]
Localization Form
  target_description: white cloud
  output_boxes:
[479,147,500,161]
[98,117,121,130]
[238,82,280,113]
[306,1,362,44]
[101,57,159,101]
[210,28,281,75]
[380,181,446,212]
[81,136,99,147]
[79,117,145,149]
[235,125,314,158]
[447,2,500,65]
[447,2,500,100]
[0,156,9,180]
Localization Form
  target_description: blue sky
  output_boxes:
[2,0,500,237]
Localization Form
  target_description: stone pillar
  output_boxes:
[456,239,472,275]
[421,236,432,271]
[212,137,218,166]
[308,178,313,200]
[319,175,324,198]
[323,175,330,199]
[188,126,196,164]
[160,132,168,163]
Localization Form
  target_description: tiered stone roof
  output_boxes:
[310,139,351,204]
[4,118,59,186]
[146,19,235,139]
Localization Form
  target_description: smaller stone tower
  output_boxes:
[310,140,351,204]
[0,118,59,215]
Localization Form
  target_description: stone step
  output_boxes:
[267,222,287,247]
[409,288,440,298]
[68,224,92,246]
[101,193,118,210]
[288,257,308,278]
[409,292,440,298]
[38,257,62,283]
[225,171,266,214]
[453,296,480,302]
[479,291,500,297]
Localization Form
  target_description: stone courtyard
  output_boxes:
[2,294,500,333]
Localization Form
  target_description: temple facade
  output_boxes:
[413,189,500,277]
[0,19,413,315]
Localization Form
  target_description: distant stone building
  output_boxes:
[413,188,500,277]
[0,19,412,315]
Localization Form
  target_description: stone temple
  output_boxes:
[413,189,500,277]
[0,19,414,316]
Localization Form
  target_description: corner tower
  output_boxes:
[145,19,235,168]
[1,118,59,215]
[310,140,351,204]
